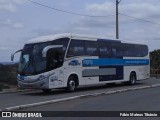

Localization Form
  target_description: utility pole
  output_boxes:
[116,0,121,39]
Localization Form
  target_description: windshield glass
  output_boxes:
[18,38,69,75]
[19,44,34,75]
[33,43,50,73]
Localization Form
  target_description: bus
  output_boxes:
[11,33,150,93]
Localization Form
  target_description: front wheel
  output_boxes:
[66,76,76,92]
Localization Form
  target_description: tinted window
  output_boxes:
[98,41,111,57]
[33,42,50,73]
[51,38,69,56]
[111,43,123,58]
[135,45,148,57]
[19,44,34,74]
[85,41,98,56]
[123,43,148,57]
[123,43,135,57]
[67,40,85,58]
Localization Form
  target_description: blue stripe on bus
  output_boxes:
[82,59,149,67]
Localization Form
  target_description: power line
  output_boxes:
[119,13,160,26]
[27,0,115,18]
[27,0,160,27]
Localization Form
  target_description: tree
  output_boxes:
[150,49,160,74]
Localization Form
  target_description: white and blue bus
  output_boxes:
[11,33,150,93]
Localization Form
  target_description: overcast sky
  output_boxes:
[0,0,160,62]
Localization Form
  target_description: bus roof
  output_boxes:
[26,33,147,46]
[26,33,120,44]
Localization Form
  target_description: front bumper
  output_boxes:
[18,79,48,89]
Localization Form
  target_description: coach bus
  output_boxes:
[11,33,150,93]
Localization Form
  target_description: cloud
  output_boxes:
[86,1,160,21]
[0,3,16,12]
[1,19,24,29]
[0,46,9,50]
[12,23,24,29]
[86,1,115,15]
[0,0,26,13]
[32,28,61,36]
[84,1,160,31]
[63,1,160,51]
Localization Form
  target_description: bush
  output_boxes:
[0,63,18,89]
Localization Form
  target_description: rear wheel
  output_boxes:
[66,76,76,92]
[127,73,136,85]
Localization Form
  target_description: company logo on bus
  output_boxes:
[68,60,81,66]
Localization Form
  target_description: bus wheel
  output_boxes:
[67,76,76,92]
[128,73,136,85]
[42,89,51,93]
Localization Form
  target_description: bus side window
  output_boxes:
[123,43,133,57]
[85,41,98,56]
[135,45,148,57]
[98,41,111,58]
[111,43,123,58]
[112,48,117,56]
[67,39,85,58]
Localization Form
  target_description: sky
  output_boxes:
[0,0,160,62]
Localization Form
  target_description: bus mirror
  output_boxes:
[11,49,22,61]
[42,45,63,58]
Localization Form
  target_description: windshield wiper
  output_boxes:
[22,61,30,75]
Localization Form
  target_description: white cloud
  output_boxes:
[67,1,160,51]
[85,1,160,30]
[86,1,115,15]
[86,1,160,21]
[0,46,9,50]
[120,3,160,20]
[1,19,24,29]
[12,23,24,29]
[0,0,25,5]
[3,19,12,25]
[0,3,16,12]
[0,0,26,13]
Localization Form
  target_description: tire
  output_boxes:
[127,73,136,85]
[67,76,76,92]
[42,89,51,93]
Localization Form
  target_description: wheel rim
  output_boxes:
[69,80,75,91]
[131,75,135,84]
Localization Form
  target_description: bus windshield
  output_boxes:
[18,38,69,75]
[19,43,53,75]
[19,44,35,75]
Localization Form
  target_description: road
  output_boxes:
[21,86,160,111]
[0,78,160,110]
[17,85,160,120]
[1,78,160,120]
